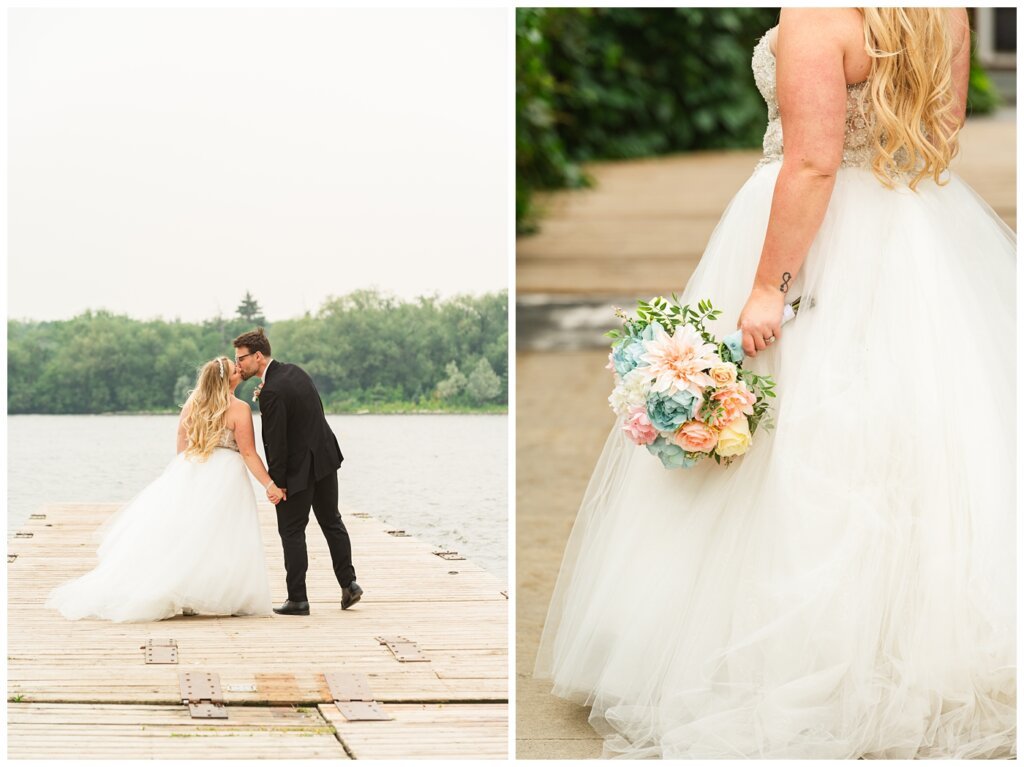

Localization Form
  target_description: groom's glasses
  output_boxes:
[235,353,255,363]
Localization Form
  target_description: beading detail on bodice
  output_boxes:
[752,29,877,172]
[216,428,240,453]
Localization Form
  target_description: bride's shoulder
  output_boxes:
[226,397,251,419]
[778,7,860,41]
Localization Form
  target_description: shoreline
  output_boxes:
[8,409,509,417]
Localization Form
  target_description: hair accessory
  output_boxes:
[218,359,225,378]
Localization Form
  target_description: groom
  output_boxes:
[233,327,362,615]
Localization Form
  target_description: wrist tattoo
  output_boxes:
[780,272,791,293]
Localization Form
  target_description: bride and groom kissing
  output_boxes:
[46,327,362,622]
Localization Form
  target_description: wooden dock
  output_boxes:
[7,503,508,759]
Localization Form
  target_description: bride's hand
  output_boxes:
[738,286,786,357]
[266,483,284,504]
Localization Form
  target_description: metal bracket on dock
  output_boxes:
[433,550,464,560]
[386,529,409,537]
[142,639,178,664]
[351,512,371,519]
[179,671,228,719]
[29,514,46,520]
[8,554,17,563]
[376,635,429,663]
[15,532,33,539]
[501,590,508,599]
[324,672,391,721]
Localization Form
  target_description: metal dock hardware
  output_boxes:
[141,639,178,664]
[179,671,228,719]
[324,672,391,721]
[15,532,33,539]
[29,514,46,520]
[376,636,429,663]
[386,529,409,537]
[433,550,464,560]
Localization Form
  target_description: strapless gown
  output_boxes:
[46,429,273,622]
[534,28,1016,759]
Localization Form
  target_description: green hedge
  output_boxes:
[517,8,778,233]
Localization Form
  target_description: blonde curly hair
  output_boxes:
[858,8,965,190]
[182,356,233,461]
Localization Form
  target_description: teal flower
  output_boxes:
[610,322,661,377]
[611,337,645,377]
[722,330,745,363]
[646,389,700,432]
[646,436,699,469]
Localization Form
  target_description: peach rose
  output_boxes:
[716,417,752,457]
[709,362,737,386]
[705,382,756,428]
[673,419,719,453]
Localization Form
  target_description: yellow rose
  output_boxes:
[716,417,752,457]
[709,362,737,386]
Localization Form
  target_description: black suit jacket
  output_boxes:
[258,360,343,495]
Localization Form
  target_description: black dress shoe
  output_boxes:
[273,600,310,616]
[341,582,363,610]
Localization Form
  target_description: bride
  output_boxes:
[535,7,1015,759]
[46,356,278,622]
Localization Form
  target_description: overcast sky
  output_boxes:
[8,7,508,322]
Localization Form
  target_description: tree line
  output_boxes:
[8,290,508,414]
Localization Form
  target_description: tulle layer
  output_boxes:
[535,162,1016,759]
[46,449,273,623]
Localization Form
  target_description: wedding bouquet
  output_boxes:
[607,296,803,469]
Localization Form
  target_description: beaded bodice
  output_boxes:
[216,428,240,453]
[752,28,875,171]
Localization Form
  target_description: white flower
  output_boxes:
[608,368,651,416]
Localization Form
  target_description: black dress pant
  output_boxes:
[275,469,356,602]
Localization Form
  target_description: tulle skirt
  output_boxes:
[46,448,273,623]
[535,161,1016,759]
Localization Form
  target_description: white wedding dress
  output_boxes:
[46,429,273,623]
[535,28,1016,759]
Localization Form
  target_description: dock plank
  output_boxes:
[8,703,349,759]
[320,703,509,760]
[7,503,508,758]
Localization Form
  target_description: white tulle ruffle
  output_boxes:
[46,448,273,623]
[535,162,1016,759]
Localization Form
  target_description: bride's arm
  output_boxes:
[738,8,848,357]
[230,401,279,492]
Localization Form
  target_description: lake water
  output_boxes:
[7,414,507,578]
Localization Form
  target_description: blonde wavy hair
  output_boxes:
[182,356,233,461]
[858,8,965,190]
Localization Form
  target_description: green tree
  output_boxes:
[173,374,193,406]
[436,361,468,400]
[466,357,502,403]
[235,292,266,325]
[8,291,507,414]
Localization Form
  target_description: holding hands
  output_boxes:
[266,482,287,505]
